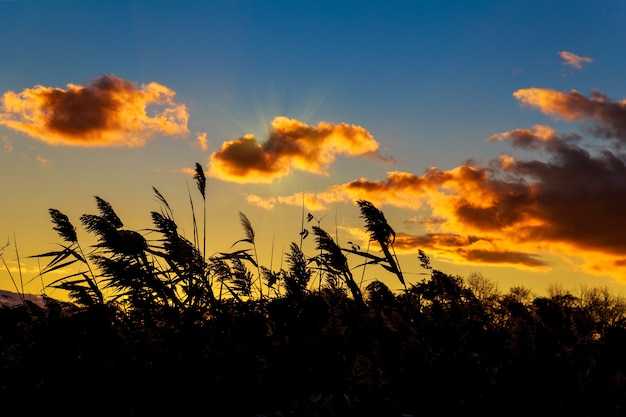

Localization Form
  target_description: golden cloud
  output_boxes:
[488,124,558,148]
[195,132,209,151]
[513,88,626,141]
[246,194,277,210]
[0,75,189,147]
[256,123,626,274]
[208,116,393,183]
[559,51,593,69]
[173,167,197,177]
[246,189,348,212]
[230,86,626,278]
[395,232,548,268]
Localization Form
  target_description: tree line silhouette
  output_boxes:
[1,163,626,416]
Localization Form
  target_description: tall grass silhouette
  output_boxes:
[31,162,409,312]
[5,161,626,416]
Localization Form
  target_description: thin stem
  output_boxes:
[203,196,206,260]
[359,240,371,288]
[75,240,104,304]
[0,253,23,302]
[253,242,262,301]
[300,191,305,249]
[13,233,24,297]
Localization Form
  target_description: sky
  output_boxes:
[2,0,626,299]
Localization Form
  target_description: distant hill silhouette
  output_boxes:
[0,289,44,308]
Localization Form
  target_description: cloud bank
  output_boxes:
[0,75,189,147]
[209,116,393,183]
[248,88,626,275]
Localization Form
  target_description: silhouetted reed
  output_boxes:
[5,161,626,416]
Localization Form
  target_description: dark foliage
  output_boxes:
[6,169,626,416]
[2,278,626,416]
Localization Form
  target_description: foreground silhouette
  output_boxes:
[1,164,625,416]
[2,274,626,416]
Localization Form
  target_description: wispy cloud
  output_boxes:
[246,194,276,210]
[393,232,547,267]
[209,116,394,183]
[246,189,344,212]
[35,155,51,166]
[0,75,189,147]
[2,136,12,152]
[172,166,197,177]
[513,88,626,142]
[559,51,593,69]
[195,132,209,151]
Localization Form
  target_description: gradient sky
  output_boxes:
[2,0,626,298]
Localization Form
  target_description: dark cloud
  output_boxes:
[250,107,626,274]
[0,75,189,146]
[464,249,548,267]
[514,88,626,143]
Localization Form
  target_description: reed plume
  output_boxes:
[239,212,255,244]
[193,162,207,258]
[35,208,103,305]
[283,241,311,298]
[312,225,364,307]
[357,200,405,288]
[49,209,78,243]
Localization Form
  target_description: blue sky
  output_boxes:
[2,0,626,298]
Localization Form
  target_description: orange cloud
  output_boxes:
[338,223,549,270]
[393,232,548,268]
[195,132,209,151]
[559,51,593,69]
[173,167,196,177]
[258,124,626,274]
[488,124,559,147]
[246,194,276,210]
[0,75,189,147]
[246,189,348,212]
[513,88,626,141]
[208,116,393,183]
